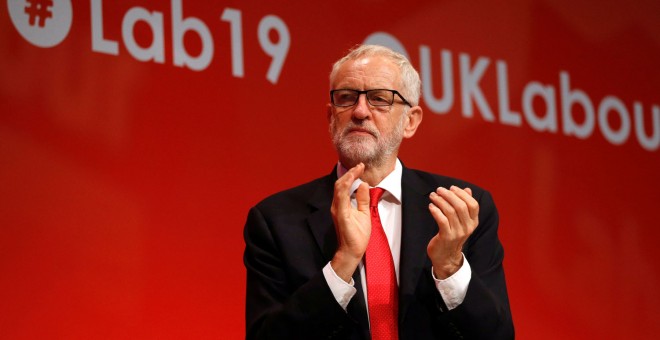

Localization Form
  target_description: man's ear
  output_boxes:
[403,106,423,139]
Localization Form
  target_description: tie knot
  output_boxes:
[369,187,385,207]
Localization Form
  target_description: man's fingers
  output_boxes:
[450,186,479,220]
[346,162,365,179]
[339,163,365,187]
[333,163,365,209]
[428,201,449,232]
[429,192,454,231]
[355,182,370,213]
[436,186,471,225]
[440,186,478,223]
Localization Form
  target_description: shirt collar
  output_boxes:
[336,159,403,204]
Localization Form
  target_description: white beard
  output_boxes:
[330,114,405,168]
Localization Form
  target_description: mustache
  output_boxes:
[341,121,379,138]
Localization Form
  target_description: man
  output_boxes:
[244,45,513,339]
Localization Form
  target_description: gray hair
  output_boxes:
[329,44,421,106]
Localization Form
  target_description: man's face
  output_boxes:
[329,56,408,168]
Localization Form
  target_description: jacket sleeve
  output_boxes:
[243,206,359,340]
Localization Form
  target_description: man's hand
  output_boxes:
[330,163,371,282]
[427,186,479,280]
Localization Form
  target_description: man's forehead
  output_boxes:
[333,56,400,89]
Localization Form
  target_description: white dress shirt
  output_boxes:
[322,159,471,313]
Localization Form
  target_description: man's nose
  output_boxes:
[352,94,372,120]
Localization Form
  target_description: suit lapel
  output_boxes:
[347,272,370,339]
[306,169,370,337]
[399,167,438,324]
[307,183,337,261]
[306,166,441,331]
[307,171,338,262]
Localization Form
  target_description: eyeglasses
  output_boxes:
[330,89,412,108]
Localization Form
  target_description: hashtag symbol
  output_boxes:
[24,0,53,27]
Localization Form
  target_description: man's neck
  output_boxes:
[339,156,398,187]
[360,161,396,186]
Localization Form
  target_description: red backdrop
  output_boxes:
[2,0,659,338]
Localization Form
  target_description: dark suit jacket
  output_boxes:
[244,166,514,339]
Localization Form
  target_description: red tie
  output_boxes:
[366,187,399,340]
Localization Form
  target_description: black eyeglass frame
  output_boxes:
[330,89,412,108]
